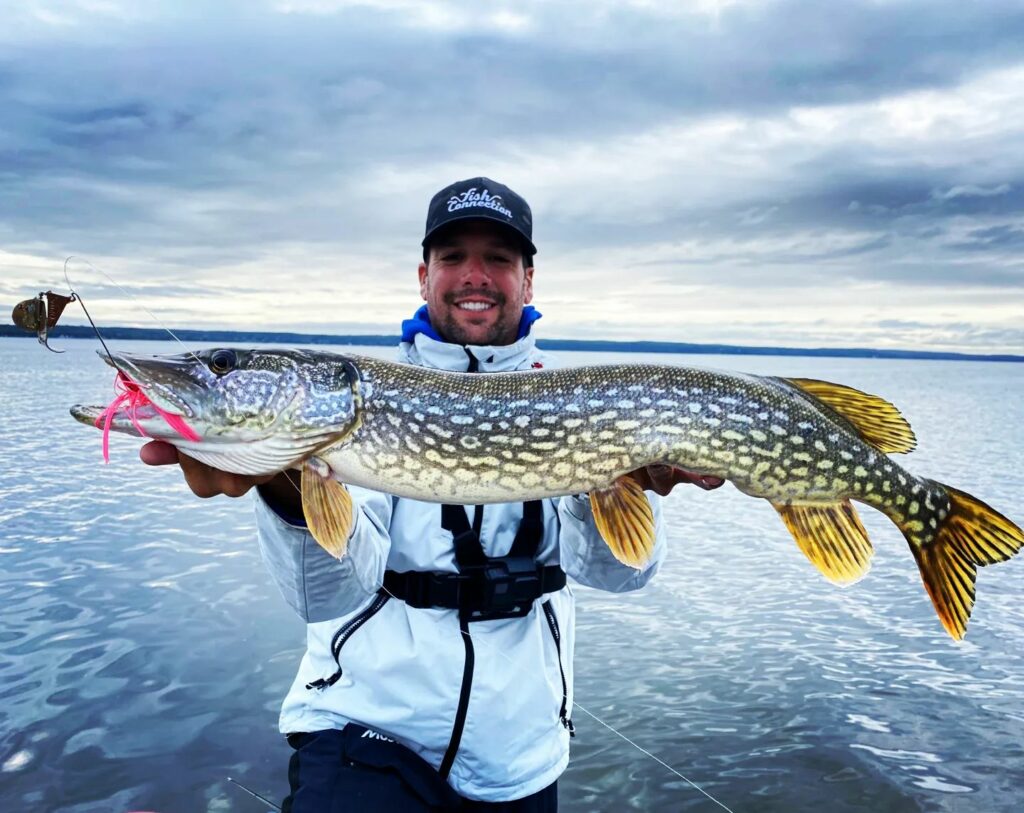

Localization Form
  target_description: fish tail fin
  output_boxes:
[903,482,1023,640]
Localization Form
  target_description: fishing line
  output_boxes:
[62,256,204,364]
[280,476,735,809]
[62,281,132,380]
[56,267,721,811]
[444,605,738,813]
[570,701,737,813]
[226,776,282,811]
[274,472,738,812]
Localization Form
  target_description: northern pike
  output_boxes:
[71,348,1023,640]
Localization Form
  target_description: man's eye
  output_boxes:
[489,254,512,264]
[441,253,462,263]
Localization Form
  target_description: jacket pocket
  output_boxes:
[307,589,391,690]
[541,599,575,736]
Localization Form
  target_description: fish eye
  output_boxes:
[209,349,237,375]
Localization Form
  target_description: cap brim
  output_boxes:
[422,213,537,256]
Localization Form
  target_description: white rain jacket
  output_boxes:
[255,326,667,801]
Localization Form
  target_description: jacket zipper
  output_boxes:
[306,590,390,690]
[438,614,474,779]
[542,600,575,737]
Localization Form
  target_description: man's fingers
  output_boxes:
[634,464,726,496]
[690,474,725,491]
[667,467,725,490]
[140,442,223,498]
[140,441,180,466]
[221,474,253,499]
[640,464,671,496]
[179,453,276,498]
[140,442,277,499]
[216,472,278,498]
[178,453,224,498]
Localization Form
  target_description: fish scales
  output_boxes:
[71,347,1024,640]
[322,357,918,511]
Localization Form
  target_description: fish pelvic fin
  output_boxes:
[590,475,656,569]
[782,378,917,454]
[301,458,355,559]
[907,483,1024,641]
[773,500,874,586]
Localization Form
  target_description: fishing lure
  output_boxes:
[94,371,201,463]
[11,290,78,352]
[14,261,205,462]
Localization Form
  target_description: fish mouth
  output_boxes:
[70,350,200,440]
[99,349,194,417]
[70,402,176,436]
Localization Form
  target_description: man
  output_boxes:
[142,177,721,811]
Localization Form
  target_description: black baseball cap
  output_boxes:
[422,176,537,256]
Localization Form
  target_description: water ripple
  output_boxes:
[2,342,1023,812]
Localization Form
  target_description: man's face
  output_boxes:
[418,221,534,346]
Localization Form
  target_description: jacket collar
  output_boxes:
[398,305,543,373]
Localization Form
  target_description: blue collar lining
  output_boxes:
[400,304,542,344]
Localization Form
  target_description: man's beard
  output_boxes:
[438,290,518,346]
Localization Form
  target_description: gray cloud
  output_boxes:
[1,1,1023,352]
[932,183,1012,201]
[951,224,1024,251]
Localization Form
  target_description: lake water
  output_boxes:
[1,338,1022,813]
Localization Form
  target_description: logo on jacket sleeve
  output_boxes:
[447,188,513,219]
[360,728,395,743]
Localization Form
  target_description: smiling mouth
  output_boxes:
[456,300,496,312]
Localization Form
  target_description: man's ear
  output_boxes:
[523,266,534,305]
[418,262,429,301]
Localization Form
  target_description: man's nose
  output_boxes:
[460,255,491,285]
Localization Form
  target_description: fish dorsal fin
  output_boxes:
[301,457,355,558]
[783,377,917,454]
[590,475,656,569]
[773,500,874,586]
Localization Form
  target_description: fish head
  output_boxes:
[71,347,363,474]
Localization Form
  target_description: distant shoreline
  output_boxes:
[2,324,1022,363]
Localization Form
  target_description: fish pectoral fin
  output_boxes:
[590,476,656,569]
[773,500,874,586]
[301,459,354,559]
[781,377,917,454]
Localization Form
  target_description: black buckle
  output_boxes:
[459,557,541,621]
[401,571,460,609]
[384,561,564,619]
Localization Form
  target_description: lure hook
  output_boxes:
[10,290,78,353]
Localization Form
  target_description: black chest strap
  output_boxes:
[383,500,565,621]
[444,500,545,564]
[446,503,488,569]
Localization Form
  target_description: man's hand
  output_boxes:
[626,464,725,496]
[140,441,302,515]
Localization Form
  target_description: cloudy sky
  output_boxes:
[2,0,1023,352]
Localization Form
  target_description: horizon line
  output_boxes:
[2,323,1022,363]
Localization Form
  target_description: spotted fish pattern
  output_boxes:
[72,348,1024,640]
[328,359,920,506]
